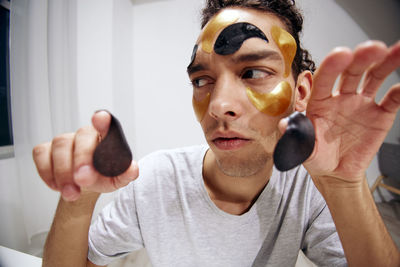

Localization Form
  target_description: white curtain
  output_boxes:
[10,0,79,254]
[9,0,136,255]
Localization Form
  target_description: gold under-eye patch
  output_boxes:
[200,9,239,53]
[192,93,211,121]
[246,81,292,116]
[271,26,297,78]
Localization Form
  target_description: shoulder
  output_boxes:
[272,165,326,213]
[271,165,314,195]
[140,145,208,161]
[137,145,208,173]
[132,145,208,192]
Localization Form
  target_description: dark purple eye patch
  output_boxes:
[187,22,268,68]
[93,111,133,177]
[273,112,315,171]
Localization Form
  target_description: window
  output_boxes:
[0,0,13,159]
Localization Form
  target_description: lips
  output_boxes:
[211,131,251,150]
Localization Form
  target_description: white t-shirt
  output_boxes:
[88,145,346,266]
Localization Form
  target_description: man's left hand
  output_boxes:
[303,40,400,187]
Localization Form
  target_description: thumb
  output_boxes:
[92,110,112,138]
[113,160,140,188]
[278,116,289,135]
[273,112,315,171]
[75,161,139,193]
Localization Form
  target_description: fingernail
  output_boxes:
[62,184,80,201]
[94,109,110,115]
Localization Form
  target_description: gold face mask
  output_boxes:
[244,26,296,116]
[192,93,211,122]
[192,16,296,120]
[246,81,292,116]
[193,10,240,122]
[270,25,297,78]
[199,9,240,53]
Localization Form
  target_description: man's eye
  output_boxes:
[242,69,269,79]
[192,78,209,87]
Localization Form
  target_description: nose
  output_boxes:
[208,76,245,121]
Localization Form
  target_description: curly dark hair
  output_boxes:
[201,0,316,78]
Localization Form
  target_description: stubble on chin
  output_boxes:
[215,150,272,177]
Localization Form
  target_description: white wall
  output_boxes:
[130,0,206,159]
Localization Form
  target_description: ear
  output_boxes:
[294,70,312,112]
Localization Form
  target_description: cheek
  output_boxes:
[249,114,282,154]
[246,81,292,116]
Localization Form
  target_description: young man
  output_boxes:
[33,0,400,266]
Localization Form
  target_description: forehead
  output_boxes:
[188,7,292,73]
[196,7,288,48]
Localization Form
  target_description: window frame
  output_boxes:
[0,0,14,159]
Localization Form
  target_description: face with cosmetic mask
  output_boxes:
[187,7,311,177]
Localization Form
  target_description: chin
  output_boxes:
[215,150,271,177]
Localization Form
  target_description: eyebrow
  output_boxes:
[186,50,282,76]
[231,50,282,64]
[187,62,208,76]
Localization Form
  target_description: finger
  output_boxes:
[361,40,400,98]
[94,161,139,192]
[73,126,100,187]
[112,160,140,188]
[338,41,388,95]
[310,47,353,101]
[75,161,139,193]
[51,133,80,201]
[92,110,112,138]
[73,164,99,188]
[278,117,288,134]
[32,142,58,191]
[379,83,400,114]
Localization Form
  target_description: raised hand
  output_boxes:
[304,40,400,184]
[32,111,139,201]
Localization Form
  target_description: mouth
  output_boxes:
[211,133,251,151]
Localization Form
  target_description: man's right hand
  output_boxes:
[32,110,139,202]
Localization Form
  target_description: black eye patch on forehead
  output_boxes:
[187,44,198,69]
[214,22,269,55]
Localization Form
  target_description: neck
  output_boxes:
[203,149,273,215]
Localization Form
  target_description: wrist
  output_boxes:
[58,191,100,219]
[311,174,368,202]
